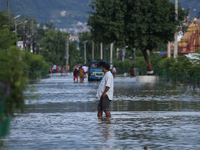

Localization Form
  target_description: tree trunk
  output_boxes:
[133,48,136,61]
[141,50,154,75]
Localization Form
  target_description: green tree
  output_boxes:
[41,29,69,65]
[0,11,16,49]
[0,10,50,119]
[69,41,83,67]
[88,0,189,73]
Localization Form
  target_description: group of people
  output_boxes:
[111,66,135,78]
[73,64,89,83]
[48,63,135,118]
[49,65,70,74]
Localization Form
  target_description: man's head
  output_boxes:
[102,63,110,73]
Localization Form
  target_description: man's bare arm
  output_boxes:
[101,86,110,98]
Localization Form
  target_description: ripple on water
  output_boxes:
[3,75,200,149]
[2,112,200,150]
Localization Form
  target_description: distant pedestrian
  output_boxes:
[58,66,61,73]
[73,69,79,83]
[112,66,116,79]
[61,66,65,76]
[79,66,84,83]
[129,67,134,78]
[56,66,58,73]
[82,65,88,78]
[68,65,70,73]
[86,65,89,73]
[53,65,56,73]
[97,63,113,117]
[73,65,76,72]
[76,65,79,70]
[63,66,65,72]
[49,67,52,74]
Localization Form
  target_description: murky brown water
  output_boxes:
[1,75,200,149]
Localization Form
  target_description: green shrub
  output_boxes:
[0,46,28,118]
[134,57,146,75]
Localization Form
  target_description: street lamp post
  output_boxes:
[110,43,113,69]
[14,20,27,48]
[14,15,20,35]
[83,40,88,64]
[7,0,9,19]
[22,20,27,50]
[100,43,103,59]
[65,36,69,69]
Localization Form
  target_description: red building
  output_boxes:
[170,19,200,55]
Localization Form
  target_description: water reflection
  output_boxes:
[97,117,114,149]
[2,75,200,149]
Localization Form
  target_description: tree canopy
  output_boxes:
[88,0,189,72]
[88,0,188,50]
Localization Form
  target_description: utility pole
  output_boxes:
[100,43,103,59]
[167,0,171,58]
[36,42,40,54]
[14,15,20,47]
[116,48,119,60]
[174,0,178,58]
[30,16,33,53]
[38,43,40,54]
[110,43,113,68]
[7,0,9,19]
[92,41,94,60]
[31,16,35,53]
[167,42,171,58]
[14,18,17,35]
[122,47,126,62]
[65,36,69,69]
[23,13,25,51]
[83,40,88,64]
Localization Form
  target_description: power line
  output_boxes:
[25,16,89,20]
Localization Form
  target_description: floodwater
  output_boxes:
[1,74,200,150]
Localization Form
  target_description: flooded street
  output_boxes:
[2,75,200,150]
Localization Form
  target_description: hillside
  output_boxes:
[175,0,200,18]
[0,0,91,28]
[0,0,199,28]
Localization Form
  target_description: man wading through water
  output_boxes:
[97,63,113,117]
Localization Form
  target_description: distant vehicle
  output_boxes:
[88,59,108,81]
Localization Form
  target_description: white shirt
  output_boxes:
[76,66,79,70]
[82,66,87,72]
[96,71,114,100]
[53,65,56,69]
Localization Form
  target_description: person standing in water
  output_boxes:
[97,63,114,117]
[73,69,79,83]
[112,66,116,79]
[129,67,134,78]
[79,66,84,83]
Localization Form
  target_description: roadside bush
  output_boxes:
[0,46,28,118]
[123,59,131,72]
[159,57,176,74]
[0,46,51,118]
[134,57,146,75]
[150,55,163,74]
[113,57,146,75]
